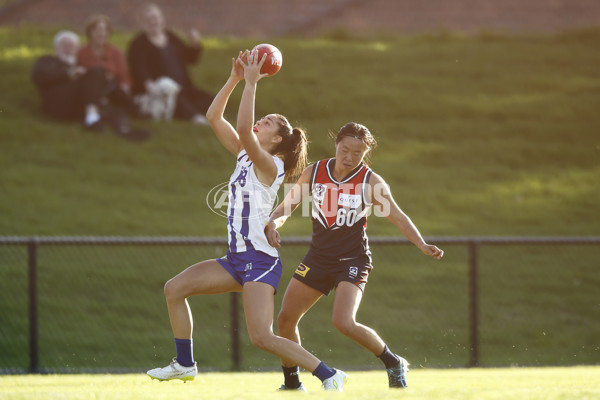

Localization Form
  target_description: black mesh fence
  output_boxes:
[1,236,599,373]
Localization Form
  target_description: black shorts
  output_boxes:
[292,251,373,295]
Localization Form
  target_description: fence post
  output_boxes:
[230,292,241,370]
[468,241,480,367]
[27,240,39,373]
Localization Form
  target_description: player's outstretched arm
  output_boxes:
[265,165,313,248]
[236,51,277,186]
[206,52,247,156]
[370,172,444,260]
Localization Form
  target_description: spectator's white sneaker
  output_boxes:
[321,369,348,391]
[147,358,197,382]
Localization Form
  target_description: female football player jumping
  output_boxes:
[146,50,347,391]
[265,122,444,390]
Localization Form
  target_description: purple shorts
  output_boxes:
[217,247,283,293]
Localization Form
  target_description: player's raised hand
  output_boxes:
[243,49,268,84]
[420,243,444,260]
[230,50,247,81]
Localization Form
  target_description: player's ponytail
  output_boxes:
[272,114,308,182]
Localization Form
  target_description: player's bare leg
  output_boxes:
[164,259,242,339]
[275,279,323,390]
[147,260,241,382]
[332,281,408,388]
[332,282,386,353]
[243,281,321,371]
[277,278,346,391]
[277,278,323,363]
[244,281,346,391]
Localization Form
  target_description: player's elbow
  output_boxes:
[205,108,220,124]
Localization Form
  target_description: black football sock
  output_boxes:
[282,365,301,388]
[377,344,401,369]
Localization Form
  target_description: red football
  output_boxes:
[251,43,283,76]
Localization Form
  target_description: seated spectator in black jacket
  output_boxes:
[32,30,105,129]
[31,30,150,140]
[127,3,214,124]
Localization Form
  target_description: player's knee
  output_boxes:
[332,316,356,337]
[163,278,180,302]
[248,330,274,351]
[277,311,296,334]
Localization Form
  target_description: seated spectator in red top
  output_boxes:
[127,3,214,124]
[77,14,140,120]
[77,14,131,93]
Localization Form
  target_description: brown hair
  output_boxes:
[271,114,308,182]
[331,122,377,165]
[85,14,111,39]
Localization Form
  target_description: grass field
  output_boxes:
[0,28,599,372]
[1,367,599,400]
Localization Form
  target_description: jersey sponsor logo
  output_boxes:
[338,193,362,208]
[349,266,359,279]
[294,263,310,277]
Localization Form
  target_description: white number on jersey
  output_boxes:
[335,208,358,227]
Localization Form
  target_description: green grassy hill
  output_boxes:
[2,27,599,237]
[0,27,599,372]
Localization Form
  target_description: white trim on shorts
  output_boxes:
[253,257,280,282]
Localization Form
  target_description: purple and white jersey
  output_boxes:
[226,150,285,257]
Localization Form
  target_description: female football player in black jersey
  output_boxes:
[265,122,444,390]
